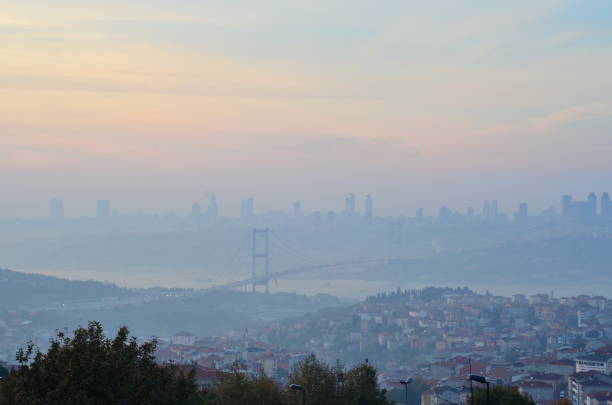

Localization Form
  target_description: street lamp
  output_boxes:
[467,374,490,405]
[290,383,306,405]
[400,377,413,404]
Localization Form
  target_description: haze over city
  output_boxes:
[2,2,612,404]
[2,1,612,217]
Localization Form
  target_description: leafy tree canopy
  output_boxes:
[470,385,536,405]
[0,321,201,405]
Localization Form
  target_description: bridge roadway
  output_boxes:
[28,259,388,312]
[198,259,387,295]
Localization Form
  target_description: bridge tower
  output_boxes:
[251,228,270,293]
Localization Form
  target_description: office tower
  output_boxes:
[482,200,490,218]
[49,198,64,220]
[515,202,528,221]
[561,193,598,220]
[491,200,499,218]
[191,202,201,221]
[467,207,474,217]
[326,211,337,223]
[439,206,451,218]
[241,198,254,218]
[344,193,356,217]
[561,195,572,217]
[416,208,424,218]
[96,200,111,219]
[292,201,302,218]
[587,192,597,218]
[207,195,218,218]
[602,192,612,218]
[364,195,373,220]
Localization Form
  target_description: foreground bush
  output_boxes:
[0,322,392,405]
[0,322,201,405]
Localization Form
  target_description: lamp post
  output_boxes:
[290,383,306,405]
[400,377,413,404]
[467,374,490,405]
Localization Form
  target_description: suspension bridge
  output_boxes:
[196,228,387,295]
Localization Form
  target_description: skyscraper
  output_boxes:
[416,208,424,218]
[561,195,572,217]
[364,195,373,220]
[344,193,356,217]
[587,192,597,218]
[439,206,451,218]
[482,200,490,218]
[207,195,218,218]
[49,198,64,220]
[293,201,302,218]
[561,193,598,220]
[96,200,111,219]
[241,198,254,218]
[515,202,528,221]
[191,202,201,222]
[490,200,499,218]
[602,192,612,218]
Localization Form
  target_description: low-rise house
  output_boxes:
[576,354,612,374]
[518,380,555,403]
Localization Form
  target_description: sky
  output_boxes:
[1,0,612,217]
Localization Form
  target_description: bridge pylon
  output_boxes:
[251,228,270,293]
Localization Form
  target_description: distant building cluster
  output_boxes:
[38,288,611,405]
[562,192,612,221]
[45,192,612,226]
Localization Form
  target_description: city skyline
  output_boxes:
[1,1,612,218]
[30,190,612,220]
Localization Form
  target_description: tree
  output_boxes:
[288,355,390,405]
[288,355,339,405]
[0,321,202,405]
[207,362,286,405]
[470,385,535,405]
[343,361,390,405]
[386,378,429,404]
[0,363,9,379]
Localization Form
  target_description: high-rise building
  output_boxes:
[561,195,572,217]
[561,193,598,220]
[587,192,597,218]
[490,200,499,218]
[364,195,373,220]
[49,198,64,220]
[207,195,218,218]
[344,193,356,217]
[602,192,612,218]
[439,206,451,218]
[416,208,424,218]
[241,198,254,218]
[293,201,302,218]
[96,200,111,219]
[467,207,474,217]
[515,202,528,221]
[482,200,490,218]
[191,202,201,221]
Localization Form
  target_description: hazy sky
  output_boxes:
[1,0,612,217]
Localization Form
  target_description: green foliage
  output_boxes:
[207,354,391,405]
[0,363,9,379]
[0,322,393,405]
[287,355,390,405]
[0,321,202,405]
[470,385,536,405]
[288,355,341,405]
[344,361,391,405]
[206,363,286,405]
[387,378,429,404]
